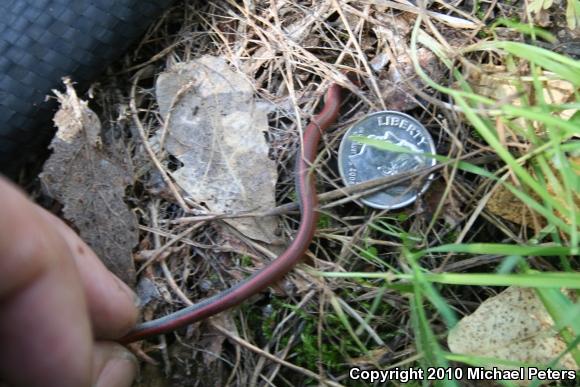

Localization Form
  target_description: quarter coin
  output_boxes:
[338,111,436,209]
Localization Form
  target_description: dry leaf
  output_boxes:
[370,12,442,110]
[448,287,578,381]
[486,157,580,228]
[41,79,138,284]
[199,314,234,366]
[474,65,579,228]
[486,183,543,229]
[472,65,577,124]
[370,13,411,71]
[368,0,481,29]
[156,56,280,244]
[379,47,441,111]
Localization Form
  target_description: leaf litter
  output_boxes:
[40,79,138,285]
[155,55,281,245]
[471,65,580,229]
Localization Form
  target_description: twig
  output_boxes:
[129,67,192,212]
[169,152,496,225]
[137,223,204,274]
[212,323,346,387]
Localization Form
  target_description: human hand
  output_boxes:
[0,177,139,387]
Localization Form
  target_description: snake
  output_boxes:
[120,81,346,343]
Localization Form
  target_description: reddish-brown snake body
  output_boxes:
[120,82,345,344]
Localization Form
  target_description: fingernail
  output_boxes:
[95,346,138,387]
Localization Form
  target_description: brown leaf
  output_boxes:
[156,56,280,244]
[486,183,543,229]
[199,314,233,366]
[487,157,580,229]
[40,79,138,284]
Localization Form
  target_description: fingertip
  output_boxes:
[38,210,140,339]
[106,274,140,337]
[75,246,139,339]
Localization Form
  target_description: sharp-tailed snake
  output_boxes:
[120,81,347,344]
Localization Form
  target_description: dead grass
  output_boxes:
[85,0,578,386]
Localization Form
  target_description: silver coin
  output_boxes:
[338,111,436,209]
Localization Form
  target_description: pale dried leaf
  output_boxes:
[448,287,577,376]
[368,0,481,29]
[156,56,280,244]
[40,80,138,284]
[473,65,577,122]
[529,0,554,14]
